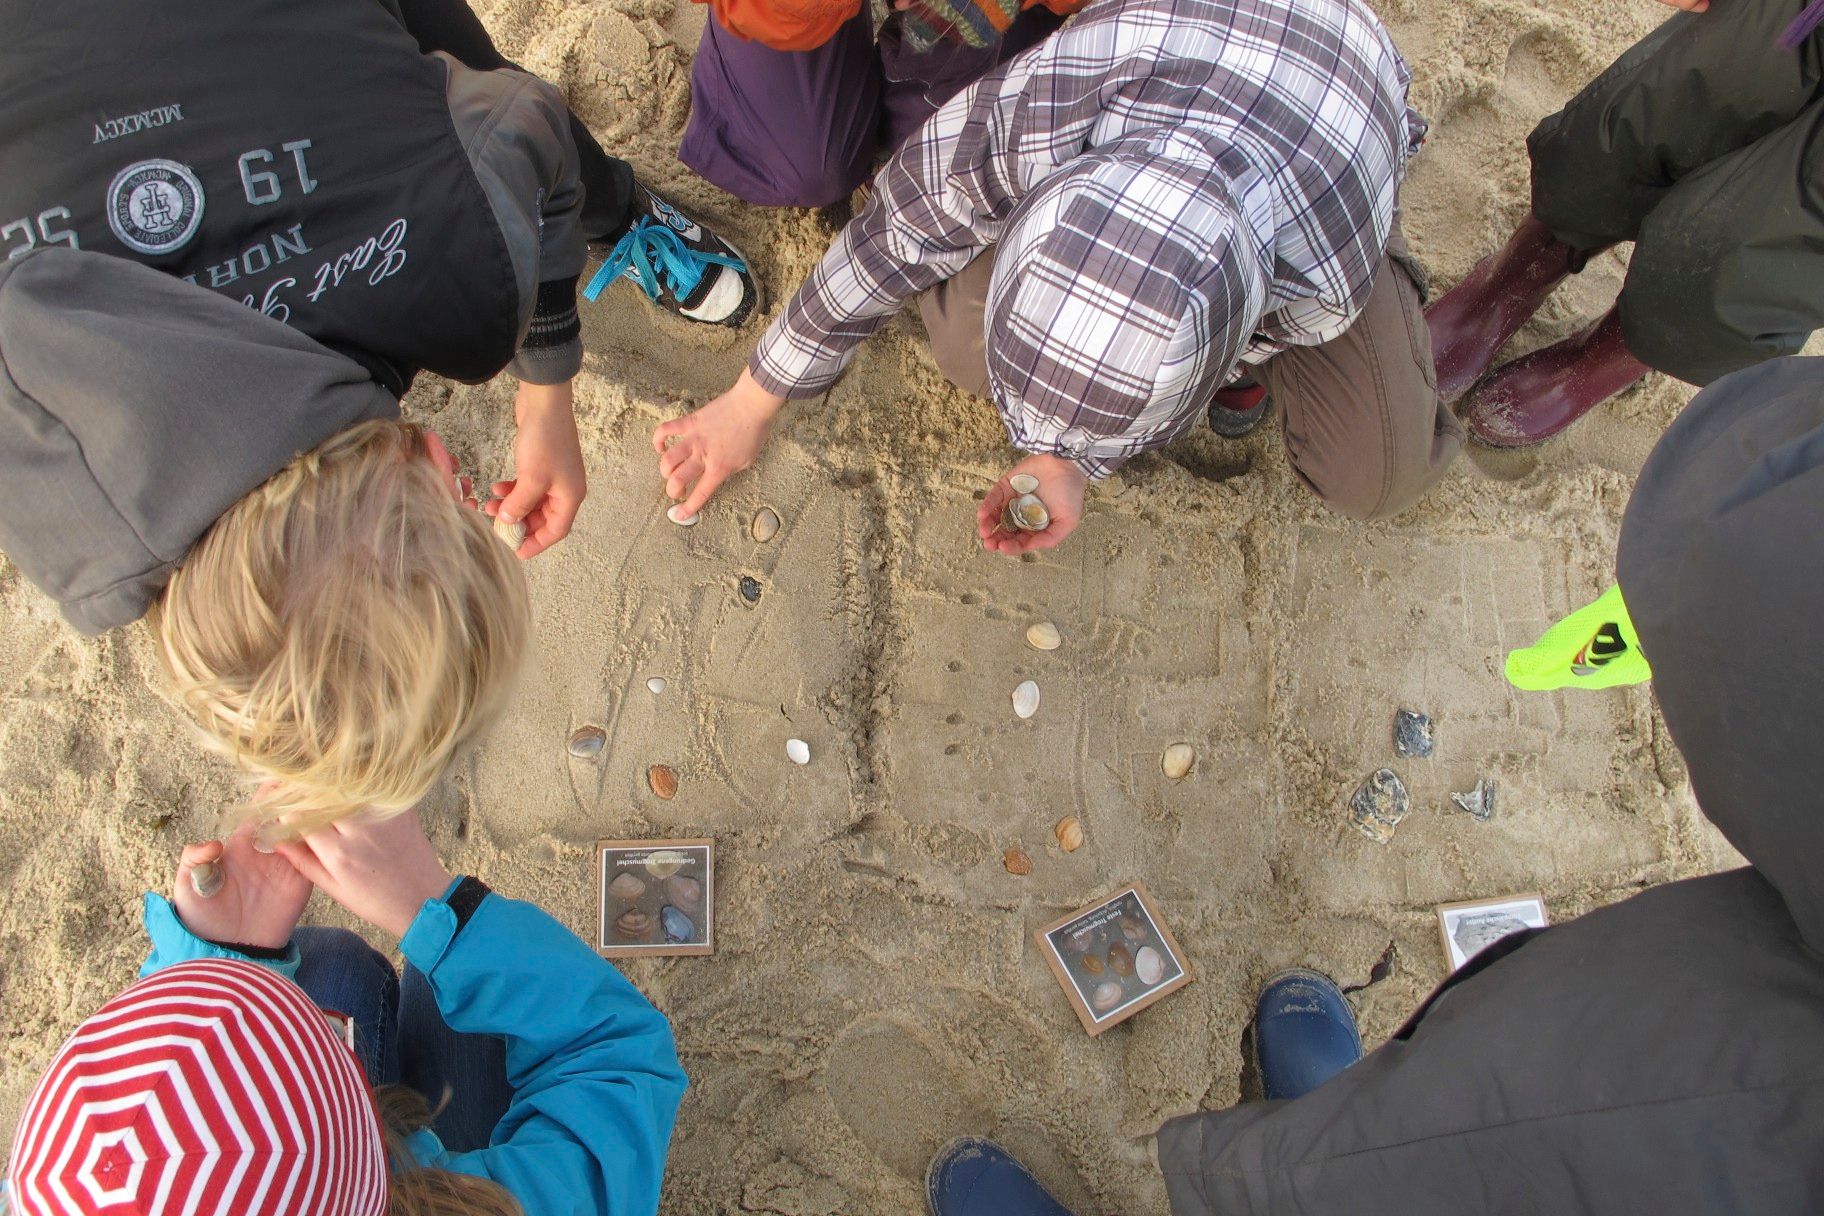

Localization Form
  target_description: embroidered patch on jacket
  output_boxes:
[106,159,206,255]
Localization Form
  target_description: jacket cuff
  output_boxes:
[138,893,302,982]
[399,877,492,973]
[747,351,839,402]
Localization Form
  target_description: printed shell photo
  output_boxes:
[1036,883,1193,1035]
[1436,894,1549,971]
[598,838,715,958]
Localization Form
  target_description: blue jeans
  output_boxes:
[292,927,511,1152]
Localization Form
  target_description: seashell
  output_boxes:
[1002,846,1032,875]
[1450,778,1496,822]
[786,738,811,765]
[647,676,667,695]
[1106,942,1134,976]
[666,874,703,910]
[738,576,762,604]
[1394,708,1434,759]
[1012,680,1040,720]
[666,504,699,527]
[188,860,224,900]
[1134,946,1165,985]
[1119,913,1145,942]
[567,726,607,760]
[1091,981,1125,1012]
[492,514,525,550]
[1008,473,1040,495]
[614,909,654,939]
[1348,767,1411,844]
[751,507,781,543]
[1162,742,1195,781]
[1026,621,1062,651]
[1054,815,1084,852]
[660,905,695,943]
[647,764,679,800]
[1081,952,1104,974]
[608,872,647,900]
[1002,493,1050,533]
[1068,925,1097,953]
[644,849,687,878]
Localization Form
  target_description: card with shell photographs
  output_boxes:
[1035,883,1192,1036]
[1436,893,1547,972]
[597,838,714,957]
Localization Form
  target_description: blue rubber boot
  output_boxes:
[1253,969,1364,1101]
[926,1138,1074,1216]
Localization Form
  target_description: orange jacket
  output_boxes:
[699,0,1086,53]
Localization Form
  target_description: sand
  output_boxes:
[1,0,1793,1210]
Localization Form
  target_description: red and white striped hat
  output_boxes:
[6,959,389,1216]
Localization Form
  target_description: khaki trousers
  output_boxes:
[919,223,1463,522]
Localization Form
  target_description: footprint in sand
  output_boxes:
[823,1017,995,1178]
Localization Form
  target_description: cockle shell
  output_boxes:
[1091,981,1125,1012]
[493,514,526,549]
[1135,946,1165,985]
[567,726,607,760]
[1012,680,1040,720]
[786,738,811,765]
[1162,743,1195,781]
[647,676,667,695]
[1026,621,1062,651]
[1081,952,1104,974]
[666,504,699,527]
[666,874,703,910]
[188,860,224,900]
[751,507,781,543]
[608,873,647,901]
[614,909,654,939]
[1054,816,1084,852]
[1008,473,1040,495]
[1002,846,1032,875]
[1106,943,1134,976]
[647,764,679,800]
[1003,493,1050,532]
[644,849,687,879]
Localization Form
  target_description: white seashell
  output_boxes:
[1012,680,1040,719]
[1162,743,1195,781]
[751,507,781,543]
[1008,473,1040,495]
[1003,493,1050,532]
[188,860,224,900]
[647,676,667,695]
[1026,621,1062,651]
[786,738,811,765]
[493,514,525,549]
[1135,945,1165,985]
[667,504,700,527]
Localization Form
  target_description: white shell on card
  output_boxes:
[1012,680,1040,719]
[667,505,700,527]
[786,738,811,765]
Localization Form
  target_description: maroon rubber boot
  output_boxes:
[1458,306,1650,448]
[1426,215,1587,403]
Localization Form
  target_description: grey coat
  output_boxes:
[1157,356,1824,1214]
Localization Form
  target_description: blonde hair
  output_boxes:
[151,418,530,837]
[378,1086,523,1216]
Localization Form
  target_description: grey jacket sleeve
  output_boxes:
[0,248,397,634]
[439,53,588,385]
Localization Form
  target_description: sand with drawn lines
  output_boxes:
[1,0,1795,1210]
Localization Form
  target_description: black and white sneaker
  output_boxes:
[584,185,760,327]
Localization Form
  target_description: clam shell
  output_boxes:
[647,764,679,800]
[1135,946,1165,985]
[614,908,654,939]
[1003,493,1050,532]
[644,849,687,879]
[567,726,607,760]
[492,514,526,549]
[1002,846,1032,875]
[660,905,695,943]
[751,507,781,543]
[608,872,647,900]
[1162,743,1195,781]
[666,874,703,910]
[1106,943,1134,976]
[647,676,667,695]
[188,860,224,900]
[1025,621,1062,651]
[1081,952,1104,974]
[786,738,811,765]
[666,504,700,527]
[1091,981,1125,1012]
[1008,473,1040,495]
[1012,680,1040,720]
[1054,815,1084,852]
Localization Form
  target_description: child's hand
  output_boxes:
[276,809,455,940]
[652,369,785,519]
[173,825,313,951]
[976,454,1089,556]
[491,380,587,559]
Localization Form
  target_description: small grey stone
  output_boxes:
[1348,768,1411,844]
[738,576,761,603]
[1450,778,1496,821]
[1393,708,1434,759]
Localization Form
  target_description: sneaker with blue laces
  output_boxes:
[585,185,759,327]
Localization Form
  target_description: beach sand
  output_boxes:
[0,0,1780,1209]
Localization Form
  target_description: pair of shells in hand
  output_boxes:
[1000,473,1050,533]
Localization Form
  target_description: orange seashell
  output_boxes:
[1054,816,1084,852]
[1003,847,1033,875]
[647,764,679,800]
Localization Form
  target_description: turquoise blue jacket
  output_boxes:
[140,884,687,1216]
